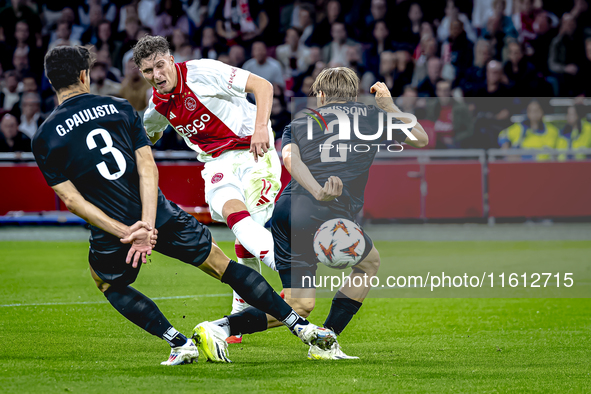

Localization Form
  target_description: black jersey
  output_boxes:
[281,101,408,215]
[32,93,175,242]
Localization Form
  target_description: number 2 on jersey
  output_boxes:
[86,128,127,180]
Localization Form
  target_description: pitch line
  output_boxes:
[0,292,233,308]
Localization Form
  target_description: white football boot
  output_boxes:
[307,343,359,360]
[293,323,337,350]
[192,321,232,363]
[160,339,199,365]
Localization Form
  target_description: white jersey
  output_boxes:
[143,59,273,162]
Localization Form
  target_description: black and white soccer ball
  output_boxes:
[313,218,365,269]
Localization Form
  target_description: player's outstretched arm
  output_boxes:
[52,181,157,267]
[245,73,273,162]
[52,180,154,238]
[135,145,158,229]
[283,143,342,201]
[370,82,429,148]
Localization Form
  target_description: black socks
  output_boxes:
[104,286,187,347]
[323,291,362,335]
[221,260,293,322]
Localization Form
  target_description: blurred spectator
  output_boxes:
[276,27,311,76]
[79,1,117,26]
[363,20,394,78]
[322,22,357,65]
[458,39,492,95]
[549,13,582,96]
[228,45,246,67]
[398,85,419,115]
[119,57,151,112]
[472,0,513,30]
[53,8,84,43]
[359,0,389,42]
[16,92,43,139]
[217,53,231,64]
[270,95,291,141]
[441,19,474,82]
[438,0,478,43]
[412,34,439,87]
[570,0,591,35]
[298,3,315,45]
[503,40,545,96]
[472,60,511,96]
[96,49,122,82]
[396,2,423,48]
[0,71,21,111]
[242,41,284,87]
[512,0,540,44]
[557,104,591,160]
[138,0,158,31]
[214,0,269,47]
[528,11,555,76]
[426,80,473,149]
[118,1,140,32]
[153,0,190,37]
[498,99,559,160]
[377,51,395,91]
[90,62,121,96]
[21,73,38,94]
[12,47,30,75]
[11,20,43,74]
[391,50,415,97]
[417,57,442,97]
[344,45,364,76]
[306,0,343,48]
[95,20,118,60]
[581,38,591,96]
[171,29,190,59]
[81,4,105,45]
[0,113,30,152]
[0,0,42,47]
[481,0,518,40]
[195,27,222,60]
[48,21,82,51]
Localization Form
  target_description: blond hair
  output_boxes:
[310,67,359,103]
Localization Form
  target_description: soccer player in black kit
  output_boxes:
[275,68,429,359]
[32,46,337,365]
[201,67,428,360]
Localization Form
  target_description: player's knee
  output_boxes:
[200,244,231,280]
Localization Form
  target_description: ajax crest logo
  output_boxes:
[185,97,197,111]
[211,173,224,184]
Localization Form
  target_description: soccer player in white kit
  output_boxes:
[133,36,281,343]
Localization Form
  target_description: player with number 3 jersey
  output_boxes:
[134,36,282,341]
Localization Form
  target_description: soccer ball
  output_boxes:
[313,218,366,269]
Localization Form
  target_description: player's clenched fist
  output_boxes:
[371,82,395,111]
[314,176,343,202]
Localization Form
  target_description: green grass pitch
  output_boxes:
[1,240,590,393]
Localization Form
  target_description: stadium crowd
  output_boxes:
[1,0,590,155]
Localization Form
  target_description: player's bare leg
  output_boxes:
[89,265,198,365]
[265,288,316,328]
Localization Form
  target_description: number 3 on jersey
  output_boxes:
[86,128,127,180]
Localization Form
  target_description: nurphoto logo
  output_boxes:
[305,107,419,161]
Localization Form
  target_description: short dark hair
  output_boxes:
[44,46,95,92]
[132,35,170,68]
